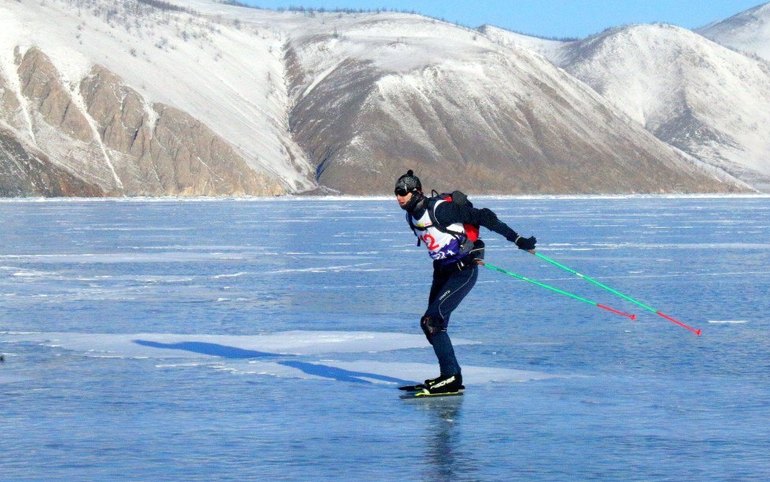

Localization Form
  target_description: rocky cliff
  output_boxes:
[0,45,285,197]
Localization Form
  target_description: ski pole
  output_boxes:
[533,252,702,336]
[482,262,636,320]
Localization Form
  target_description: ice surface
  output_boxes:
[2,197,769,480]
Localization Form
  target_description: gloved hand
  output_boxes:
[514,235,537,251]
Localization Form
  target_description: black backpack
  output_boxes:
[407,190,483,258]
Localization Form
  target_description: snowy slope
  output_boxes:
[0,0,316,192]
[189,2,743,194]
[556,24,770,188]
[479,25,574,65]
[699,2,770,62]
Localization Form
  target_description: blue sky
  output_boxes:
[240,0,764,38]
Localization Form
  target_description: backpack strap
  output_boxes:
[406,192,479,249]
[406,210,426,246]
[427,196,464,238]
[429,193,482,257]
[406,196,453,246]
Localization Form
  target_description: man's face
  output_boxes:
[396,191,413,210]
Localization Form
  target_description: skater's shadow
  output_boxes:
[133,339,411,386]
[279,359,411,385]
[133,340,274,359]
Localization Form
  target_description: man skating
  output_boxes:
[395,170,537,395]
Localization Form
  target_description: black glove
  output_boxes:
[514,235,537,251]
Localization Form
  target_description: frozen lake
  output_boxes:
[1,196,769,480]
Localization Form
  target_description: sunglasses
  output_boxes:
[394,187,410,196]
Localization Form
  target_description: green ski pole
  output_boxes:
[533,252,701,336]
[482,262,636,320]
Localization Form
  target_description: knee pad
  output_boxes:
[421,315,444,340]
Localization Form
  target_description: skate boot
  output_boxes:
[425,373,464,394]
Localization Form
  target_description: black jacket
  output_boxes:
[416,199,520,243]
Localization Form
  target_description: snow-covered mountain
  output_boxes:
[560,24,770,191]
[0,0,763,196]
[485,9,770,192]
[0,0,312,196]
[279,9,743,194]
[699,3,770,62]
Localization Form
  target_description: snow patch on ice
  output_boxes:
[3,331,444,358]
[2,331,561,386]
[0,374,31,385]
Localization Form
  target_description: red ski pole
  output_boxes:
[482,262,636,321]
[533,252,701,336]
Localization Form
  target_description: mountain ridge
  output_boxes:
[0,0,766,196]
[484,14,770,192]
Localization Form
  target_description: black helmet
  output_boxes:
[394,170,422,196]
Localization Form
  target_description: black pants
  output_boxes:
[422,261,478,376]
